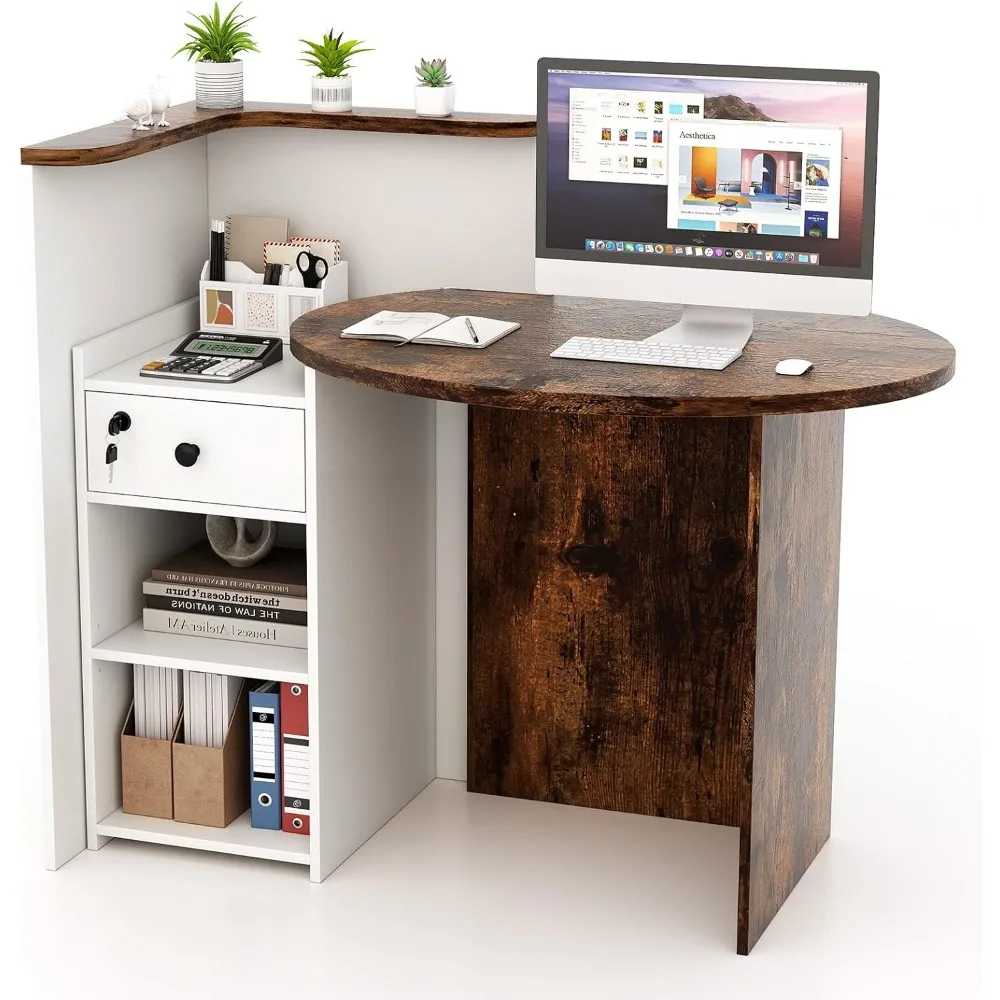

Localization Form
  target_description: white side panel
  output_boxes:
[306,369,436,882]
[208,128,536,783]
[32,139,208,868]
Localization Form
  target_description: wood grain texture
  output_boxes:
[292,288,955,417]
[467,409,757,826]
[21,102,536,166]
[467,407,846,952]
[737,410,844,954]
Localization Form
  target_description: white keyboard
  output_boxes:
[550,336,741,370]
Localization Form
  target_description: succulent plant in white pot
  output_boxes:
[300,29,372,113]
[175,3,259,110]
[414,58,455,117]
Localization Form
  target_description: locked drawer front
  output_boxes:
[86,392,306,512]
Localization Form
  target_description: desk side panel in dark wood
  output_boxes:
[737,410,844,954]
[467,409,757,827]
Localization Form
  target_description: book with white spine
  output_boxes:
[143,608,306,649]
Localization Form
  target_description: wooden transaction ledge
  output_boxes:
[20,101,537,166]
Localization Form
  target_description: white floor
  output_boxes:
[8,727,980,1000]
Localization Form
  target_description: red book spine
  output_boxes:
[279,682,310,835]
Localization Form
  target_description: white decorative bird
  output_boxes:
[149,76,171,127]
[122,93,153,131]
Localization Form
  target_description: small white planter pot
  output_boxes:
[414,84,455,118]
[312,75,353,113]
[195,60,244,110]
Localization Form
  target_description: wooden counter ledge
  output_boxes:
[21,102,536,167]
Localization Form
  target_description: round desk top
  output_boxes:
[290,289,955,417]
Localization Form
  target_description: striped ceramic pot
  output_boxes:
[311,75,353,113]
[195,60,244,109]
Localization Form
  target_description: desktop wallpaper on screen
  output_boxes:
[545,71,869,269]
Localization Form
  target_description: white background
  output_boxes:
[0,1,990,996]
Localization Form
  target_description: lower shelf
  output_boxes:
[95,808,310,865]
[92,618,307,682]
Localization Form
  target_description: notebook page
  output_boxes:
[413,315,520,348]
[342,310,449,341]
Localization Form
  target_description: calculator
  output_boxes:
[139,333,283,383]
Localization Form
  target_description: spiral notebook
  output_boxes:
[341,311,521,348]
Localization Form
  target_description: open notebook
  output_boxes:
[341,310,520,349]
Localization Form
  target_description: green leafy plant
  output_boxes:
[300,30,372,78]
[415,58,452,87]
[175,3,259,63]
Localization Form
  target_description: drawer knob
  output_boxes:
[174,442,200,467]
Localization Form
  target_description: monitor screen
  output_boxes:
[537,60,879,279]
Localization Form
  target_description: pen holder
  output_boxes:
[172,679,250,828]
[199,260,348,343]
[120,701,181,820]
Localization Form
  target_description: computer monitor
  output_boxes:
[536,59,879,349]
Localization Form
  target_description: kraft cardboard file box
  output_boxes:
[121,701,180,820]
[172,680,250,828]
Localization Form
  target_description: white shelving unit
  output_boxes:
[71,301,437,882]
[28,120,532,882]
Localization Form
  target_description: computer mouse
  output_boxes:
[775,358,813,376]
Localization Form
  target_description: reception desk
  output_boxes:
[22,105,954,954]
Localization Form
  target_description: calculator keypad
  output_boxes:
[141,355,260,381]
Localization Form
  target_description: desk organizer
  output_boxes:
[199,259,348,343]
[172,679,251,828]
[121,702,181,820]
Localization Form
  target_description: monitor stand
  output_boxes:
[644,305,753,353]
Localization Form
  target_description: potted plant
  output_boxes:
[175,3,259,110]
[300,30,372,113]
[414,58,455,118]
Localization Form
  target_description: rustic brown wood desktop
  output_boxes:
[292,288,954,954]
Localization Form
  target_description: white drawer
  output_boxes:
[86,392,305,512]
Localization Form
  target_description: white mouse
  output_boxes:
[775,358,813,376]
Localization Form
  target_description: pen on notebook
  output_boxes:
[465,317,480,343]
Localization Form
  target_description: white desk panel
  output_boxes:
[32,139,209,868]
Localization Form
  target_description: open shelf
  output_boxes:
[92,619,307,683]
[96,808,309,865]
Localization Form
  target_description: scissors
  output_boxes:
[296,250,329,288]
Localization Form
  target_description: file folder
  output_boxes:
[280,682,310,835]
[248,682,281,830]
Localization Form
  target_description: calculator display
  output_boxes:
[184,339,268,358]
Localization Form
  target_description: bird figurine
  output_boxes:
[122,93,153,131]
[149,76,171,127]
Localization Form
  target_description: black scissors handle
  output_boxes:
[296,250,329,288]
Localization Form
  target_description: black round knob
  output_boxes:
[174,443,200,467]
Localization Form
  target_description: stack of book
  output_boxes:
[143,540,307,648]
